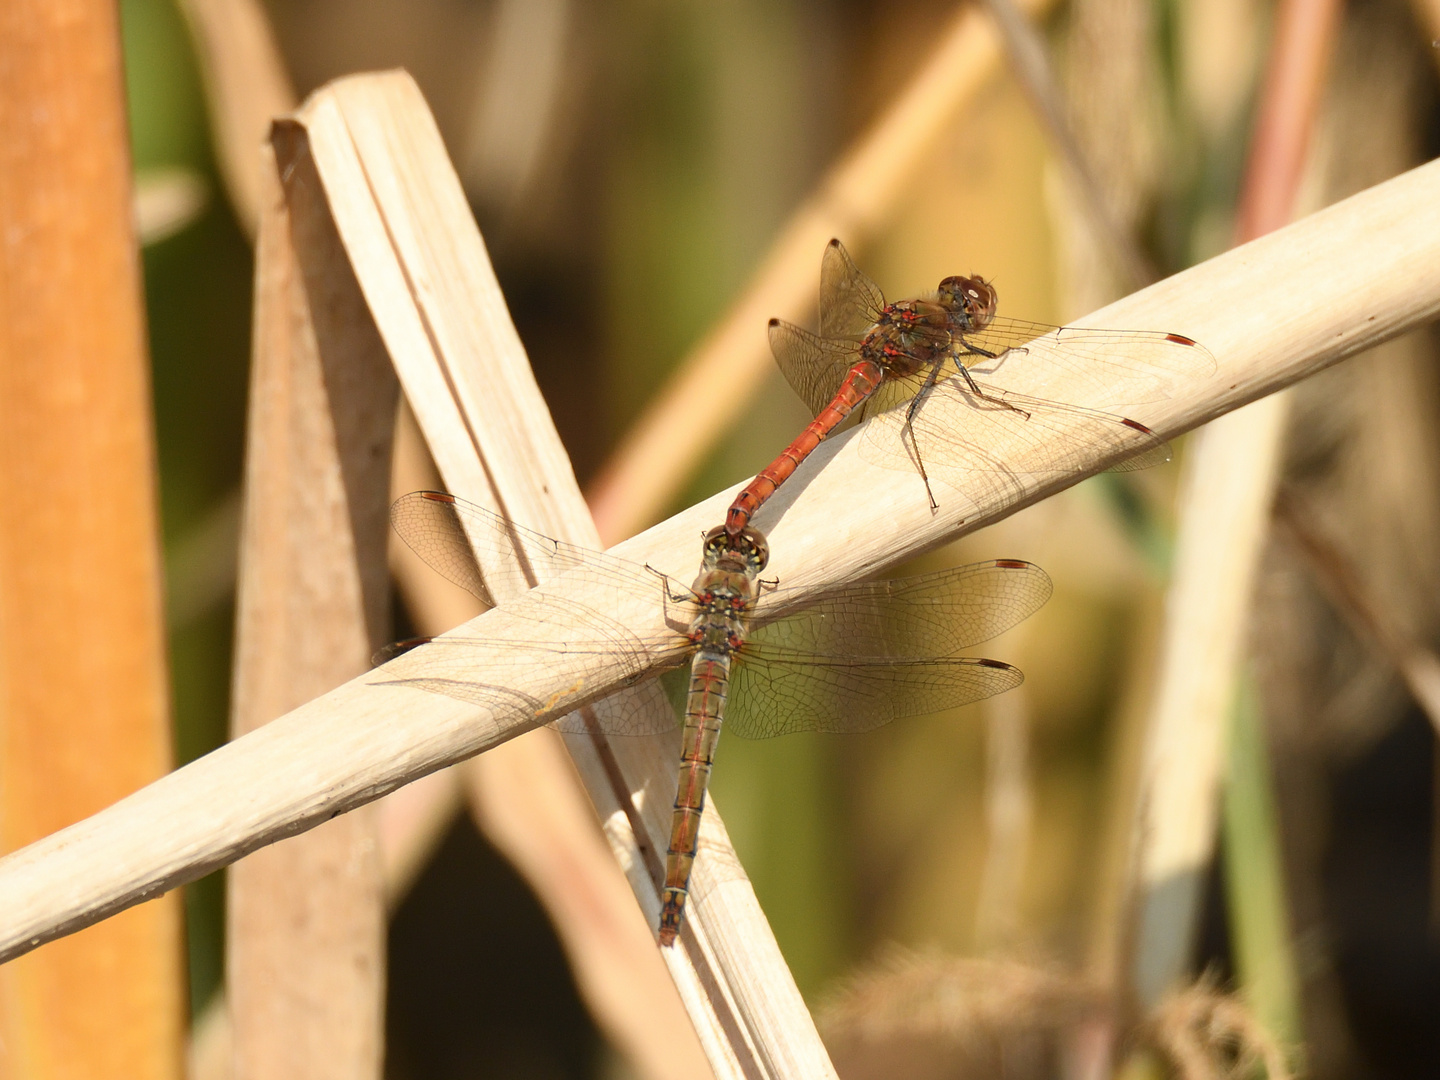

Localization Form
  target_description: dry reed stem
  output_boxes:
[585,0,1055,541]
[1124,0,1340,1013]
[224,139,395,1078]
[176,0,511,1024]
[173,17,450,1078]
[293,75,806,1077]
[180,0,703,1063]
[1274,490,1440,733]
[0,84,1437,1045]
[0,1,185,1072]
[1126,398,1291,1007]
[389,405,711,1079]
[176,0,296,238]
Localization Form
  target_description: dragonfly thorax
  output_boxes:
[860,299,950,377]
[685,577,753,652]
[688,525,764,653]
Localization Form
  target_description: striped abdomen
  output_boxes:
[658,647,732,946]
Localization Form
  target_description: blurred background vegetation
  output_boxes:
[119,0,1440,1076]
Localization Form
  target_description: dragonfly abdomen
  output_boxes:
[658,646,732,946]
[724,359,885,537]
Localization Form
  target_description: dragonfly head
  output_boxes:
[701,525,769,576]
[937,275,996,332]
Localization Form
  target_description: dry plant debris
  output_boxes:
[817,949,1106,1080]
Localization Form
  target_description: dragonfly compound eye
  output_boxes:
[938,274,997,329]
[733,527,769,573]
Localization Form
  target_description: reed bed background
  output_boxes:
[2,0,1439,1077]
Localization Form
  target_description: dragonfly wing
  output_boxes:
[391,491,661,612]
[552,675,680,737]
[963,318,1216,409]
[391,490,490,602]
[769,319,859,417]
[819,239,886,342]
[372,634,684,736]
[856,369,928,422]
[725,653,1023,738]
[751,560,1052,658]
[857,376,1172,504]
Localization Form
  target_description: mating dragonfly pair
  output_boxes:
[382,241,1211,944]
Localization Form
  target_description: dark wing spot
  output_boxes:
[372,637,433,666]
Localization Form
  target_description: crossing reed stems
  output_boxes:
[0,70,1438,1075]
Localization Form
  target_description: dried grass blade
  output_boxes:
[224,137,397,1078]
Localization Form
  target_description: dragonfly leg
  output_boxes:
[903,417,938,510]
[646,564,694,631]
[959,341,1028,377]
[903,366,946,511]
[953,355,1032,420]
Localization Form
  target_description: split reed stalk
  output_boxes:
[224,139,396,1079]
[179,5,707,1068]
[283,74,822,1078]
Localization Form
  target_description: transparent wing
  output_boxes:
[725,653,1022,738]
[390,491,491,601]
[857,369,935,422]
[958,318,1216,410]
[751,560,1052,658]
[768,318,861,417]
[391,490,664,610]
[384,493,1047,742]
[385,492,693,727]
[372,635,685,736]
[857,372,1174,505]
[819,239,887,342]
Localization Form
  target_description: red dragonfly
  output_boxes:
[724,239,1215,537]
